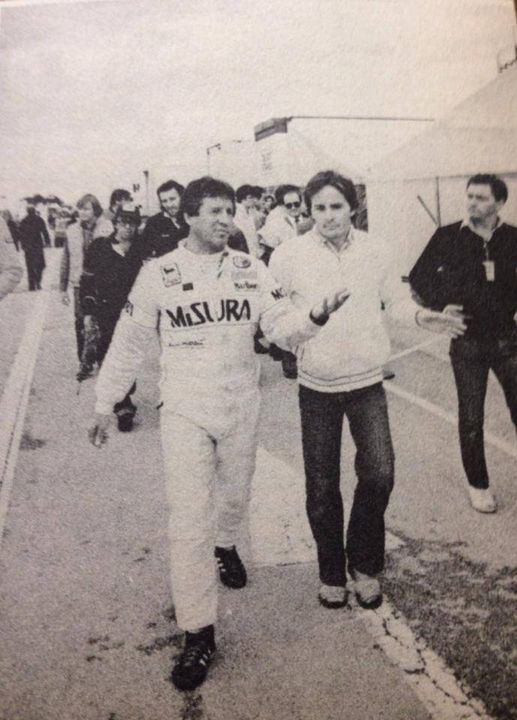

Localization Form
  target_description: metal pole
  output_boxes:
[435,177,441,227]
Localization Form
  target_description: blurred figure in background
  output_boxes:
[259,184,304,264]
[18,206,50,291]
[60,193,112,365]
[0,214,22,300]
[102,188,133,227]
[0,209,20,251]
[138,179,188,260]
[80,201,143,430]
[232,184,263,257]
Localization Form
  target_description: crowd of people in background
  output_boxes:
[1,170,515,692]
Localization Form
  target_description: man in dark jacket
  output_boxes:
[409,174,517,513]
[137,179,189,260]
[18,206,50,290]
[81,202,143,431]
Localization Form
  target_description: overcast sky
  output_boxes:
[0,0,515,205]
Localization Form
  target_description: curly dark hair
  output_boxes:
[181,176,235,217]
[467,174,508,203]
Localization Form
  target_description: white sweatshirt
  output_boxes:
[269,228,419,392]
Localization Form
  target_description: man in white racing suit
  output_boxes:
[88,176,350,692]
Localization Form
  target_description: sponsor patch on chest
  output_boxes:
[160,262,182,287]
[165,298,252,328]
[234,280,258,291]
[233,256,251,269]
[231,270,258,281]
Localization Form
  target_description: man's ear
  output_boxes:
[184,213,192,227]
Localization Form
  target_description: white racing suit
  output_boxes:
[94,243,321,630]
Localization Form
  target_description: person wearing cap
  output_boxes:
[102,188,133,227]
[138,179,189,261]
[80,202,143,431]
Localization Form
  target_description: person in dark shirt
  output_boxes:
[81,202,143,431]
[18,206,50,290]
[409,174,517,513]
[137,179,189,260]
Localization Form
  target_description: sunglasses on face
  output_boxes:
[285,201,301,209]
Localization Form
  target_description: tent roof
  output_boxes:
[369,66,517,180]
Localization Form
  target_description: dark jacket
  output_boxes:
[18,213,49,275]
[136,212,189,260]
[409,221,517,339]
[80,236,142,326]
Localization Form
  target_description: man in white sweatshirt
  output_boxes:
[269,170,466,611]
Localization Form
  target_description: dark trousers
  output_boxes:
[73,287,85,361]
[24,251,44,290]
[299,382,394,586]
[450,334,517,489]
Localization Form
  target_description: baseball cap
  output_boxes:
[115,201,141,224]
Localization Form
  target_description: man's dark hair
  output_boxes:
[157,179,185,198]
[304,170,358,214]
[236,184,254,203]
[275,184,301,206]
[76,193,103,218]
[109,188,132,209]
[236,184,264,203]
[467,174,508,203]
[181,176,235,217]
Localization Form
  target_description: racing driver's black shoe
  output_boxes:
[214,545,247,589]
[171,626,215,692]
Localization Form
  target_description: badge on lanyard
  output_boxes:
[483,260,495,282]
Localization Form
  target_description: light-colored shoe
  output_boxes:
[318,584,348,609]
[468,487,497,513]
[350,570,383,609]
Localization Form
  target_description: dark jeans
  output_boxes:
[450,334,517,489]
[73,287,85,361]
[24,252,44,290]
[298,382,394,586]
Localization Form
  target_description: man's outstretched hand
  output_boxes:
[88,413,112,448]
[416,304,468,338]
[311,289,351,324]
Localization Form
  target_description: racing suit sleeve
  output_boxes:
[377,238,420,325]
[94,262,159,414]
[256,260,321,352]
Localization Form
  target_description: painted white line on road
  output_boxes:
[389,335,445,362]
[252,444,493,718]
[385,380,517,460]
[360,598,493,720]
[0,252,59,550]
[249,446,404,567]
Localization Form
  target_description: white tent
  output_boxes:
[367,66,517,274]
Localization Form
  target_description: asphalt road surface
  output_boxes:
[0,249,515,720]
